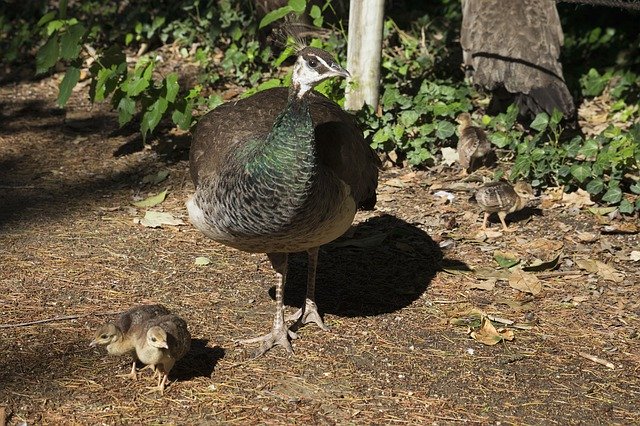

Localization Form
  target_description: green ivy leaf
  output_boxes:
[164,73,179,103]
[435,120,455,139]
[37,11,57,27]
[586,177,604,195]
[117,96,136,126]
[172,99,194,130]
[489,132,510,148]
[259,6,293,28]
[570,164,591,183]
[601,185,623,204]
[399,110,419,127]
[619,199,634,214]
[289,0,307,14]
[36,36,60,74]
[141,97,169,140]
[530,113,549,132]
[630,182,640,195]
[578,139,599,159]
[309,4,323,26]
[59,23,85,60]
[57,66,80,107]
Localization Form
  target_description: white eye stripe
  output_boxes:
[308,54,332,70]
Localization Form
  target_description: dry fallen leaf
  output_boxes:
[440,147,458,166]
[139,211,185,228]
[630,251,640,262]
[576,231,599,243]
[133,190,168,208]
[528,238,564,252]
[469,278,496,291]
[575,258,624,283]
[562,189,595,208]
[195,256,212,266]
[469,316,515,345]
[508,268,542,295]
[602,223,639,234]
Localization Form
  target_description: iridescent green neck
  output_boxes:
[244,96,316,180]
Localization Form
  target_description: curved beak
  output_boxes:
[331,63,351,79]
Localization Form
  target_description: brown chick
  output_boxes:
[475,181,534,231]
[133,314,191,395]
[90,304,170,380]
[456,112,492,174]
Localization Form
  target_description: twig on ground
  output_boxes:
[578,351,615,369]
[0,311,121,329]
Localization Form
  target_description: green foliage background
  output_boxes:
[0,0,638,212]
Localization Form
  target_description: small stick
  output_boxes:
[578,351,615,369]
[0,311,121,329]
[536,271,584,279]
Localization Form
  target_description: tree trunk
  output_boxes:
[345,0,385,111]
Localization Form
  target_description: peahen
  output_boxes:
[187,46,379,356]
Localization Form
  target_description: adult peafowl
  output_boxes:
[187,46,379,356]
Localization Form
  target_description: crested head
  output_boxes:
[456,112,472,126]
[89,323,120,347]
[147,326,169,349]
[291,47,350,98]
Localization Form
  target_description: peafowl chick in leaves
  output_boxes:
[187,46,379,356]
[456,112,492,174]
[90,304,170,380]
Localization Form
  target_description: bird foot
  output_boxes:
[287,299,330,332]
[236,325,298,357]
[116,370,138,381]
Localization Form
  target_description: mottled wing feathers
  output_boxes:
[460,0,574,117]
[115,304,170,334]
[475,182,518,212]
[190,87,379,209]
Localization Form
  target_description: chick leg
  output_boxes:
[498,211,511,231]
[288,247,329,332]
[237,252,297,356]
[116,359,138,381]
[481,212,490,230]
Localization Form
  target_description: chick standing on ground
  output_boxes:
[456,112,492,174]
[133,314,191,394]
[475,181,534,231]
[90,304,170,380]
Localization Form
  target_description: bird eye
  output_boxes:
[101,334,107,339]
[151,337,157,342]
[308,59,318,68]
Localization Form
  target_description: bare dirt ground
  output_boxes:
[1,76,639,425]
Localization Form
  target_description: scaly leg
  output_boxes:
[498,211,512,231]
[238,252,297,356]
[288,247,329,332]
[116,359,138,381]
[481,212,490,230]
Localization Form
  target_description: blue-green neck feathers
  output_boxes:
[243,96,316,184]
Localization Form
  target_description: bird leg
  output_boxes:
[238,252,297,356]
[116,360,138,381]
[498,211,513,231]
[481,212,490,230]
[287,247,329,332]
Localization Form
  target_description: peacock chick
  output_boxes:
[90,304,170,380]
[475,181,534,231]
[187,45,379,356]
[456,112,492,174]
[133,314,191,395]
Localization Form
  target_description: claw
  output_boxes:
[287,298,330,332]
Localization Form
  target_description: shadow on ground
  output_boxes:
[273,214,444,318]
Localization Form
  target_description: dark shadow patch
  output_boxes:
[269,214,444,318]
[173,339,224,380]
